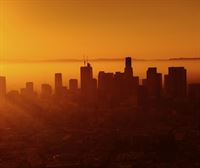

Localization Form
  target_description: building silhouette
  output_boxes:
[20,82,36,98]
[0,76,6,97]
[80,63,97,104]
[144,67,162,100]
[124,57,133,78]
[80,63,93,91]
[41,84,52,99]
[55,73,63,96]
[26,82,34,93]
[124,57,139,105]
[69,79,78,91]
[164,67,187,99]
[188,83,200,107]
[98,71,114,104]
[7,90,19,101]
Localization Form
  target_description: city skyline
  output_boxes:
[0,57,194,95]
[0,60,199,92]
[1,1,200,167]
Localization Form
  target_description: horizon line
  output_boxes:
[0,57,200,63]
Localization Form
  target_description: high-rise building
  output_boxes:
[164,67,187,99]
[124,57,133,78]
[124,57,139,102]
[113,72,125,101]
[188,83,200,105]
[146,67,162,99]
[55,73,63,96]
[26,82,34,93]
[80,63,93,92]
[80,63,97,104]
[7,90,19,101]
[98,71,114,91]
[20,82,36,98]
[98,71,114,102]
[69,79,78,91]
[41,84,52,99]
[0,76,6,97]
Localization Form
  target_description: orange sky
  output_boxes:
[0,0,200,61]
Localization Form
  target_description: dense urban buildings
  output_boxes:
[0,57,198,105]
[0,57,200,168]
[0,76,6,97]
[164,67,187,99]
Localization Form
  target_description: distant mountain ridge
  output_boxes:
[1,57,200,63]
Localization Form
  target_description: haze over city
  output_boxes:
[0,0,200,168]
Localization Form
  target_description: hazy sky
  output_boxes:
[0,0,200,60]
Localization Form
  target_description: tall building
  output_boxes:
[80,63,97,104]
[0,76,6,97]
[124,57,139,102]
[145,67,162,99]
[7,90,19,101]
[55,73,63,96]
[41,84,52,99]
[69,79,78,91]
[80,63,93,92]
[20,82,36,98]
[113,72,125,102]
[124,57,133,78]
[98,71,114,102]
[98,71,114,91]
[26,82,34,93]
[188,83,200,105]
[164,67,187,99]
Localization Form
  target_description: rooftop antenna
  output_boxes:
[86,55,89,64]
[83,55,86,66]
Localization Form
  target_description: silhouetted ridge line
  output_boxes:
[1,57,200,63]
[169,57,200,61]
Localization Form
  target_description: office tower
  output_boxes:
[41,84,52,99]
[26,82,34,93]
[188,83,200,105]
[98,71,114,103]
[20,82,36,98]
[20,88,26,96]
[80,63,97,104]
[188,83,200,130]
[7,90,19,101]
[80,63,93,92]
[98,71,114,91]
[91,78,97,92]
[0,76,6,97]
[113,72,125,102]
[123,57,139,102]
[124,57,133,78]
[164,67,187,99]
[146,67,162,99]
[55,73,63,96]
[69,79,78,91]
[26,82,35,97]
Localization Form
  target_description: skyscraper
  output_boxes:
[80,63,93,92]
[188,83,200,105]
[164,67,187,99]
[26,82,34,93]
[41,84,52,99]
[55,73,63,96]
[98,71,114,103]
[69,79,78,91]
[0,76,6,97]
[146,67,162,99]
[124,57,133,78]
[80,63,97,104]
